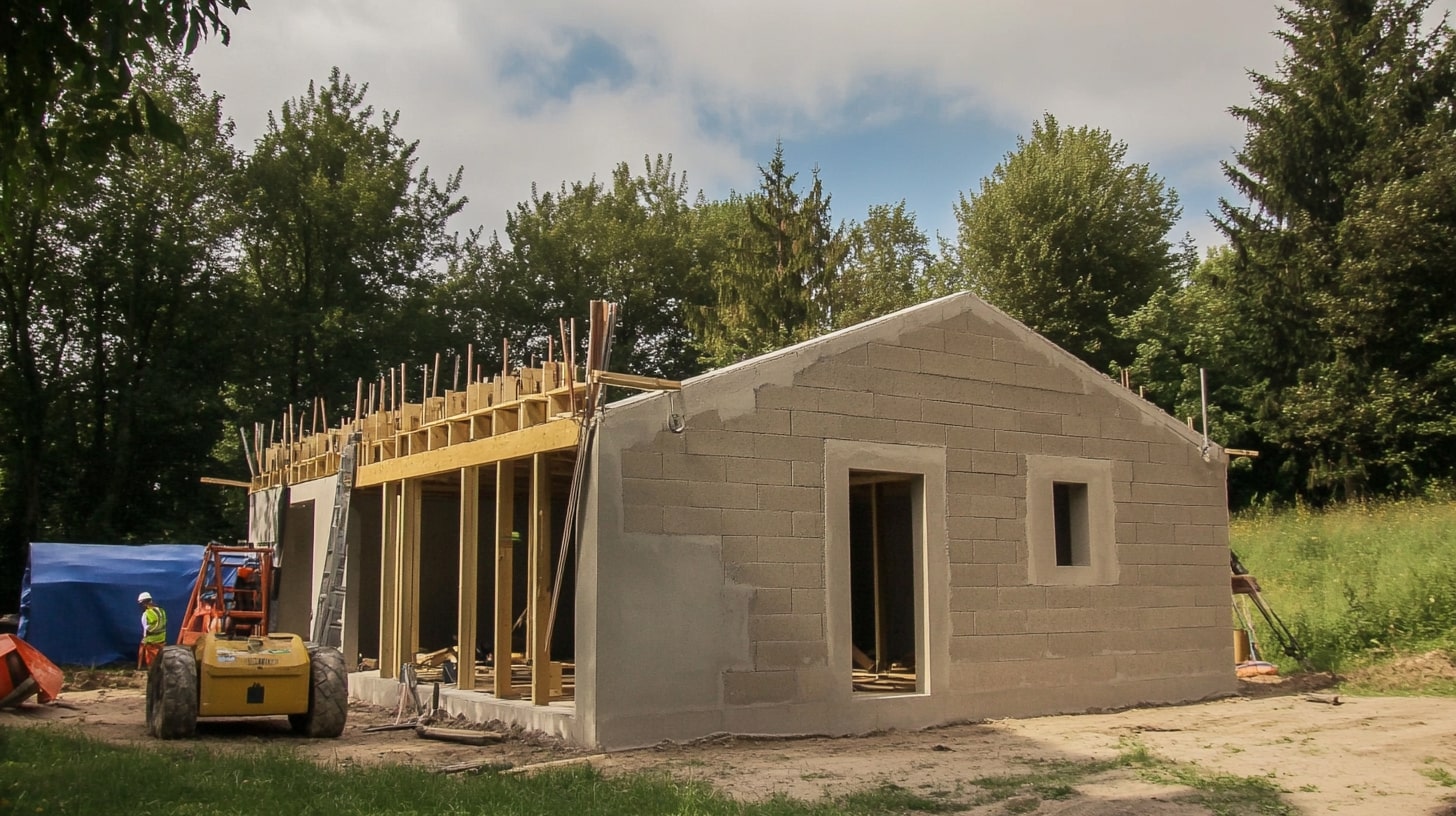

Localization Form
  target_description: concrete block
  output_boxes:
[827,343,869,367]
[994,474,1027,499]
[1101,416,1159,442]
[992,337,1048,365]
[725,456,792,486]
[750,613,823,642]
[622,504,663,534]
[867,342,922,372]
[795,361,876,392]
[663,505,722,534]
[723,670,798,706]
[995,429,1085,458]
[921,399,974,427]
[754,434,825,462]
[950,585,999,612]
[900,326,946,351]
[791,460,824,487]
[951,633,1049,662]
[755,385,819,412]
[948,426,999,452]
[972,450,1021,476]
[1025,607,1100,634]
[894,420,946,446]
[1129,481,1221,507]
[1116,649,1223,680]
[662,452,725,482]
[758,485,822,513]
[973,405,1020,431]
[1132,461,1208,487]
[1060,415,1100,438]
[685,429,751,458]
[721,508,793,536]
[756,536,822,563]
[997,563,1029,585]
[1018,412,1062,435]
[1138,605,1220,630]
[751,587,792,614]
[841,415,898,441]
[1014,363,1083,393]
[874,393,922,421]
[722,408,792,436]
[1148,441,1192,465]
[793,563,825,589]
[792,511,824,538]
[947,515,998,541]
[727,562,796,589]
[1082,437,1150,462]
[948,470,999,497]
[722,535,758,565]
[1173,524,1215,546]
[620,450,662,479]
[1044,585,1092,608]
[974,609,1027,635]
[814,388,874,417]
[791,588,825,615]
[689,480,758,510]
[790,410,846,438]
[942,328,996,357]
[972,540,1018,564]
[755,640,828,670]
[974,494,1019,520]
[996,585,1046,609]
[950,563,999,587]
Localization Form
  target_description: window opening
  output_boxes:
[1052,481,1090,567]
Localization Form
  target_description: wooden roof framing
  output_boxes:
[249,360,587,492]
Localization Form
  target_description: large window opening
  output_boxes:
[848,471,921,694]
[1052,481,1090,567]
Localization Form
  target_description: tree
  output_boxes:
[236,68,465,418]
[692,143,847,367]
[1215,0,1456,499]
[0,1,247,169]
[942,114,1187,372]
[832,201,934,329]
[442,156,712,380]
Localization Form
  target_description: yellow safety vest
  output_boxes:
[143,606,167,644]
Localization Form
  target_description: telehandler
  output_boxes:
[146,543,347,739]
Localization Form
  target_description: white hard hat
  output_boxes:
[137,591,152,603]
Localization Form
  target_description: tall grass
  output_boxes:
[1232,497,1456,672]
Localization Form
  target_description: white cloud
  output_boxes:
[190,0,1456,249]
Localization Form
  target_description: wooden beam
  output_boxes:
[590,370,682,391]
[493,460,517,699]
[457,466,479,690]
[357,419,580,487]
[379,482,399,680]
[529,452,552,705]
[199,476,251,488]
[398,478,422,664]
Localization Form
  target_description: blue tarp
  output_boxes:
[19,542,203,666]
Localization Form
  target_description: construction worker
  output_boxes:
[137,592,167,670]
[188,589,222,636]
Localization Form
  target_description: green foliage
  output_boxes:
[237,67,465,415]
[832,201,934,329]
[941,113,1187,372]
[692,143,848,367]
[1231,497,1456,672]
[441,155,712,380]
[1215,0,1456,500]
[0,1,247,169]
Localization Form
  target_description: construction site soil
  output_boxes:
[6,667,1456,815]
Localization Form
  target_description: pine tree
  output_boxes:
[1216,0,1456,498]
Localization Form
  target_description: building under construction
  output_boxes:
[246,293,1234,749]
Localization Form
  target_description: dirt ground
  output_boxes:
[7,670,1456,815]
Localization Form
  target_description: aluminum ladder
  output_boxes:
[311,432,360,648]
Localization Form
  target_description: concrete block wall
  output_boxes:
[586,293,1233,748]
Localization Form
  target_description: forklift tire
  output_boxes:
[146,646,197,739]
[289,646,347,738]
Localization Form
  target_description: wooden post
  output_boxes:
[457,465,479,690]
[871,482,885,673]
[493,459,517,699]
[379,481,400,679]
[398,478,422,663]
[529,452,552,705]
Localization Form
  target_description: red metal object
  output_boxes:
[0,634,63,706]
[178,543,277,647]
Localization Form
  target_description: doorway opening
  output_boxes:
[848,470,921,694]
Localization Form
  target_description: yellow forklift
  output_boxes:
[146,544,347,739]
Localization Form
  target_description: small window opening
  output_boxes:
[848,471,921,694]
[1053,482,1090,567]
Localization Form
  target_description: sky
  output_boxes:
[188,1,1454,258]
